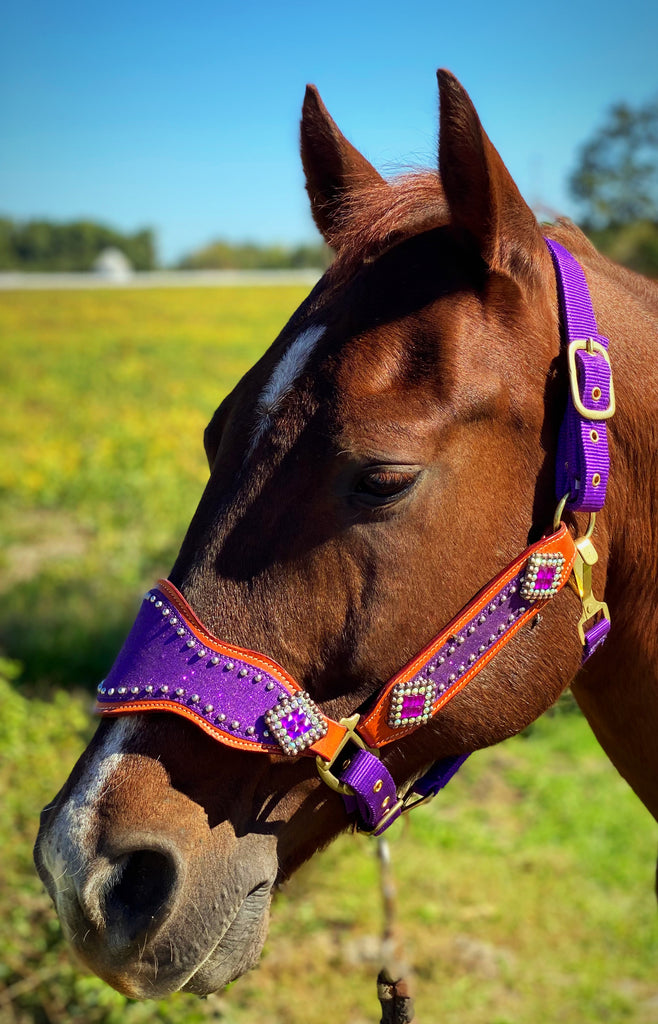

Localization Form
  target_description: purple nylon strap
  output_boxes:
[545,238,613,513]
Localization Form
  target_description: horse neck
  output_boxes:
[569,252,658,819]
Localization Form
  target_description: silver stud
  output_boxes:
[254,673,263,682]
[204,704,214,714]
[479,645,486,654]
[438,682,445,692]
[177,628,185,636]
[246,726,255,735]
[448,645,456,654]
[197,648,205,658]
[231,721,240,730]
[438,656,445,665]
[498,623,506,633]
[468,654,476,663]
[266,681,274,691]
[175,688,185,696]
[190,694,199,703]
[467,625,475,635]
[239,668,248,677]
[215,713,226,723]
[186,639,196,648]
[478,615,486,625]
[262,729,269,737]
[457,636,465,645]
[170,617,178,625]
[145,685,153,693]
[449,673,456,682]
[149,595,156,603]
[155,600,162,608]
[210,656,220,665]
[131,686,140,694]
[117,686,127,694]
[226,661,234,671]
[509,586,517,594]
[161,685,169,693]
[489,634,496,644]
[107,687,115,695]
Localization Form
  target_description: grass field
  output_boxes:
[0,287,657,1024]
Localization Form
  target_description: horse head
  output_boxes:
[35,71,602,998]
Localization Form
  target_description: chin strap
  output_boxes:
[96,239,613,836]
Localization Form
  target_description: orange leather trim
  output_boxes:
[158,579,302,693]
[358,525,577,748]
[97,699,347,759]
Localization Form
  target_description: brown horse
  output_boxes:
[34,70,658,1001]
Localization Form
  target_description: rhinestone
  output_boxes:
[190,694,199,703]
[107,688,115,695]
[161,685,168,693]
[175,688,185,696]
[117,687,126,694]
[130,686,139,694]
[204,704,214,714]
[438,682,445,692]
[177,628,185,636]
[145,685,153,693]
[149,595,156,603]
[170,617,178,625]
[162,607,170,616]
[263,729,269,737]
[155,600,162,608]
[428,664,435,673]
[246,726,255,735]
[509,586,517,594]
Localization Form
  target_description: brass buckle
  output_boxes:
[567,339,615,420]
[315,713,378,795]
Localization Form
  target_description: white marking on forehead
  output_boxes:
[41,717,139,907]
[249,324,326,454]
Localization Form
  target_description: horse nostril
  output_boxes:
[105,848,179,942]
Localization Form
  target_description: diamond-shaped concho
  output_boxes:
[520,551,566,602]
[388,679,436,729]
[264,692,328,755]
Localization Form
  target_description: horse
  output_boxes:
[34,69,658,1003]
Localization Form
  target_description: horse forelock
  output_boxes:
[327,172,448,275]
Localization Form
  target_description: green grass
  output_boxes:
[0,286,656,1023]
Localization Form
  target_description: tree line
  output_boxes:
[0,218,156,272]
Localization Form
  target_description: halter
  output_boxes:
[96,239,614,835]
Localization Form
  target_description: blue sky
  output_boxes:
[2,0,657,264]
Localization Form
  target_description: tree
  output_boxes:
[569,98,658,229]
[568,97,658,277]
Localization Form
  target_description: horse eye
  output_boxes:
[353,468,419,506]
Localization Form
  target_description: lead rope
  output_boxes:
[375,837,415,1024]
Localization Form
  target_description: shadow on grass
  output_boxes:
[0,560,174,693]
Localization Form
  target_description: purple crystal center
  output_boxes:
[282,709,312,737]
[535,566,557,590]
[401,693,426,718]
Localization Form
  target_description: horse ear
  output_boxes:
[301,85,386,244]
[437,70,544,281]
